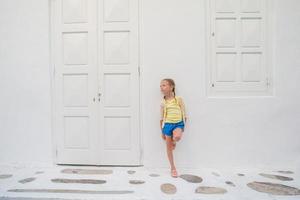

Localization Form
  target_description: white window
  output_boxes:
[206,0,273,96]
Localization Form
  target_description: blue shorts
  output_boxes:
[162,121,184,137]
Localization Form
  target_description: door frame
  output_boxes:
[49,0,143,166]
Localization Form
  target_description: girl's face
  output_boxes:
[160,80,173,95]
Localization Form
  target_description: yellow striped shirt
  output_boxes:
[160,96,186,124]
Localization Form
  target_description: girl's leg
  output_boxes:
[173,128,183,142]
[165,136,177,177]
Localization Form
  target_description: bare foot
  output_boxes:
[171,169,178,178]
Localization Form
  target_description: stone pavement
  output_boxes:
[0,164,299,200]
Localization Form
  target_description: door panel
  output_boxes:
[53,0,99,165]
[98,0,140,165]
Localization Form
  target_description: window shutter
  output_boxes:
[208,0,272,95]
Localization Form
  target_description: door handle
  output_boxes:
[98,93,101,102]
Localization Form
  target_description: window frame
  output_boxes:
[205,0,275,97]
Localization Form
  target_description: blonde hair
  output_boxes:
[162,78,176,98]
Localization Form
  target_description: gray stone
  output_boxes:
[51,178,106,184]
[8,189,133,194]
[247,181,300,195]
[35,171,44,174]
[277,170,294,174]
[0,174,13,179]
[259,173,293,181]
[61,168,112,175]
[211,172,220,177]
[18,177,36,184]
[195,186,227,194]
[160,183,177,194]
[0,198,72,200]
[225,181,236,187]
[237,173,245,176]
[149,173,160,177]
[179,174,203,183]
[129,180,145,184]
[127,170,136,174]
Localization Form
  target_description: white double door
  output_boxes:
[51,0,140,165]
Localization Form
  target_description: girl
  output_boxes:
[160,78,187,178]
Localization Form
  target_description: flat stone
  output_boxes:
[8,189,133,195]
[127,170,136,174]
[247,181,300,195]
[225,181,235,187]
[61,168,112,175]
[277,170,294,174]
[129,180,145,184]
[195,186,227,194]
[179,174,203,183]
[149,173,160,177]
[211,172,220,177]
[259,173,293,181]
[0,198,71,200]
[160,183,177,194]
[35,171,44,174]
[0,174,13,179]
[237,173,245,176]
[51,178,106,184]
[18,177,36,184]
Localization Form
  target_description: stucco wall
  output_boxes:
[0,0,299,169]
[0,0,53,165]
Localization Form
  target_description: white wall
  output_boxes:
[0,0,53,166]
[142,0,300,169]
[0,0,299,169]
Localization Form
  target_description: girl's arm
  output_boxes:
[160,101,165,130]
[179,97,187,123]
[160,120,163,130]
